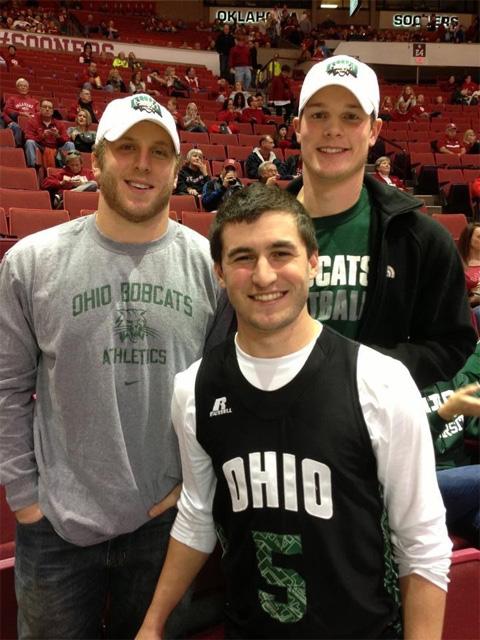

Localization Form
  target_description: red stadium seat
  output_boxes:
[0,147,27,168]
[63,190,99,220]
[181,211,215,238]
[442,548,480,640]
[0,167,38,190]
[226,146,251,163]
[0,188,51,213]
[431,213,468,242]
[0,238,17,262]
[180,131,210,145]
[0,207,8,236]
[238,134,259,147]
[0,128,15,147]
[9,208,70,239]
[209,133,237,146]
[170,194,198,212]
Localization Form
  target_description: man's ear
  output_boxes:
[369,117,383,147]
[213,262,226,289]
[308,250,319,279]
[91,152,102,182]
[292,116,301,141]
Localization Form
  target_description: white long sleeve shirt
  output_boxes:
[171,327,451,591]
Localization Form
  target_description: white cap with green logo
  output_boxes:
[298,55,380,118]
[95,94,180,154]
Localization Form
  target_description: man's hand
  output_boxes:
[15,502,44,524]
[148,484,182,518]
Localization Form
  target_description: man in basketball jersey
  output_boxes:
[288,55,475,389]
[137,184,451,640]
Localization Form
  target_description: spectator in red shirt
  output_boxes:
[372,156,406,190]
[5,45,23,70]
[2,77,39,146]
[390,101,411,122]
[184,67,202,95]
[274,124,293,150]
[462,74,478,96]
[228,34,252,91]
[24,99,74,167]
[217,98,241,124]
[240,95,267,124]
[409,94,430,121]
[270,64,295,121]
[81,62,104,91]
[437,123,466,156]
[41,150,97,207]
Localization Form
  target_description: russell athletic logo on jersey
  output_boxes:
[210,397,232,417]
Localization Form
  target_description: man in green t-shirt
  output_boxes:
[422,343,480,538]
[288,55,475,387]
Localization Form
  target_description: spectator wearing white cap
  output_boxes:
[437,123,466,155]
[287,55,475,389]
[0,93,231,639]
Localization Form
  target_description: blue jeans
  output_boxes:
[8,122,23,146]
[234,66,251,91]
[24,140,75,167]
[437,464,480,533]
[15,508,189,639]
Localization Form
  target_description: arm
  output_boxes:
[41,169,65,191]
[136,539,209,639]
[358,348,452,592]
[23,118,42,143]
[201,180,225,211]
[400,574,446,640]
[0,251,40,515]
[175,169,190,195]
[138,362,218,638]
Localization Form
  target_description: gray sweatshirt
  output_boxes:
[0,215,224,546]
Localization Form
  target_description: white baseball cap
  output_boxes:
[95,93,180,154]
[298,55,380,118]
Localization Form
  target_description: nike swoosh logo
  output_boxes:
[124,380,139,386]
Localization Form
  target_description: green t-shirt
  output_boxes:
[309,187,371,339]
[422,343,480,470]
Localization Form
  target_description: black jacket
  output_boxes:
[288,174,476,388]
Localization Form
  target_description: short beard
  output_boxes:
[100,168,172,224]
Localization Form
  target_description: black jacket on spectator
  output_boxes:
[287,174,476,388]
[176,166,210,195]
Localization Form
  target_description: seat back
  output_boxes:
[181,211,215,238]
[0,128,15,147]
[431,213,468,242]
[442,548,480,640]
[63,190,99,219]
[0,188,51,213]
[169,194,199,213]
[0,147,27,168]
[0,167,39,190]
[0,207,8,236]
[9,208,70,238]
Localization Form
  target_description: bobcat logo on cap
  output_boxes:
[130,94,163,117]
[326,59,358,78]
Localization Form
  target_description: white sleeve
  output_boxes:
[170,360,218,554]
[357,346,452,591]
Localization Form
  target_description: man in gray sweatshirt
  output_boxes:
[0,94,229,639]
